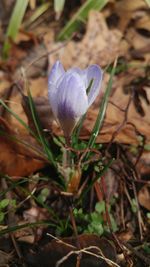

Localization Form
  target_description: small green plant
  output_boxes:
[37,188,50,203]
[74,200,118,235]
[0,199,16,223]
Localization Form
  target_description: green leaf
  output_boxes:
[95,201,105,214]
[109,214,118,232]
[57,0,108,41]
[0,199,10,209]
[0,212,4,223]
[37,188,49,203]
[3,0,29,58]
[88,220,104,235]
[131,198,138,213]
[23,2,51,28]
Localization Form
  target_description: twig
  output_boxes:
[46,233,76,249]
[123,242,150,265]
[56,245,120,267]
[106,95,132,152]
[24,42,68,73]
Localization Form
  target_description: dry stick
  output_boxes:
[123,242,150,266]
[108,100,147,155]
[24,41,68,74]
[107,96,146,240]
[120,164,145,241]
[56,245,121,267]
[99,179,133,267]
[106,95,133,152]
[47,233,76,249]
[68,206,82,266]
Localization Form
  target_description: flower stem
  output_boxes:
[63,135,72,184]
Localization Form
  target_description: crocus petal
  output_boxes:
[48,61,65,117]
[67,67,87,84]
[56,72,88,136]
[67,65,103,107]
[48,61,103,137]
[85,65,103,107]
[48,60,65,88]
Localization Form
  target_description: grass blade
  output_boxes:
[72,113,86,146]
[3,0,29,58]
[0,98,55,164]
[144,0,150,7]
[85,59,117,160]
[57,0,108,41]
[0,99,35,137]
[27,89,56,166]
[0,222,53,236]
[23,2,51,28]
[0,129,48,161]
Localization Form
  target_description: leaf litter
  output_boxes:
[0,1,150,266]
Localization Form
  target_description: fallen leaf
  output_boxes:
[138,185,150,210]
[26,234,116,267]
[45,11,124,69]
[0,250,13,266]
[0,117,45,177]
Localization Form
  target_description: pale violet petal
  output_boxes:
[57,72,88,120]
[56,72,88,136]
[85,65,103,107]
[48,61,65,117]
[48,83,59,118]
[48,60,65,88]
[67,67,88,88]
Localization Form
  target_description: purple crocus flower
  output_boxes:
[48,61,103,138]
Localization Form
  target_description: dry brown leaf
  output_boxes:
[138,185,150,210]
[115,0,147,31]
[0,250,13,266]
[26,234,116,267]
[0,117,45,176]
[45,11,124,69]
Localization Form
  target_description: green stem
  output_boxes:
[63,135,72,184]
